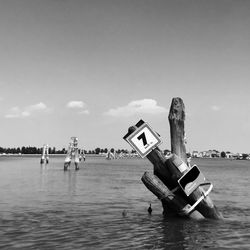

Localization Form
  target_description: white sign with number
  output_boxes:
[126,123,161,158]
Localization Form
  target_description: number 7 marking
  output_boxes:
[137,132,149,148]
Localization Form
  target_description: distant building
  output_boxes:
[189,150,249,160]
[192,151,199,158]
[226,152,234,159]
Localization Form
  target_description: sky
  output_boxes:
[0,0,250,153]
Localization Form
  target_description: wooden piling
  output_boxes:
[40,144,49,164]
[168,97,187,163]
[124,97,223,220]
[167,97,223,219]
[125,123,203,219]
[142,172,204,220]
[164,153,223,219]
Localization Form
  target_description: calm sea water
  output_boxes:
[0,156,249,249]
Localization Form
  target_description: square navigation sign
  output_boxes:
[125,122,162,158]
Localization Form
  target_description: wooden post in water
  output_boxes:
[125,122,204,220]
[168,98,187,163]
[40,144,49,164]
[141,171,204,220]
[124,98,223,220]
[64,137,80,171]
[167,97,223,219]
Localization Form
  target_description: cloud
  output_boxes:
[66,100,89,114]
[66,101,85,109]
[78,110,90,115]
[27,102,47,111]
[211,105,221,111]
[5,102,49,118]
[104,99,167,117]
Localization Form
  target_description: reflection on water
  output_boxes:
[0,156,249,249]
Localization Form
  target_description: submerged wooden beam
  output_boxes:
[141,172,204,220]
[165,153,223,219]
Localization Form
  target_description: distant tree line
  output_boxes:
[0,146,143,155]
[3,146,248,159]
[0,146,67,155]
[2,146,248,159]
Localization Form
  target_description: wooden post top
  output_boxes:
[168,97,185,121]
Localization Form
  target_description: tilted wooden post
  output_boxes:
[141,171,204,220]
[124,97,223,220]
[125,122,204,220]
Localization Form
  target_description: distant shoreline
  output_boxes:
[0,153,104,157]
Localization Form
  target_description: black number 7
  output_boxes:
[137,132,149,148]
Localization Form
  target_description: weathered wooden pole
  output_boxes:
[125,123,204,219]
[64,137,80,170]
[40,144,49,164]
[124,97,223,220]
[75,149,80,170]
[168,98,187,163]
[167,97,223,219]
